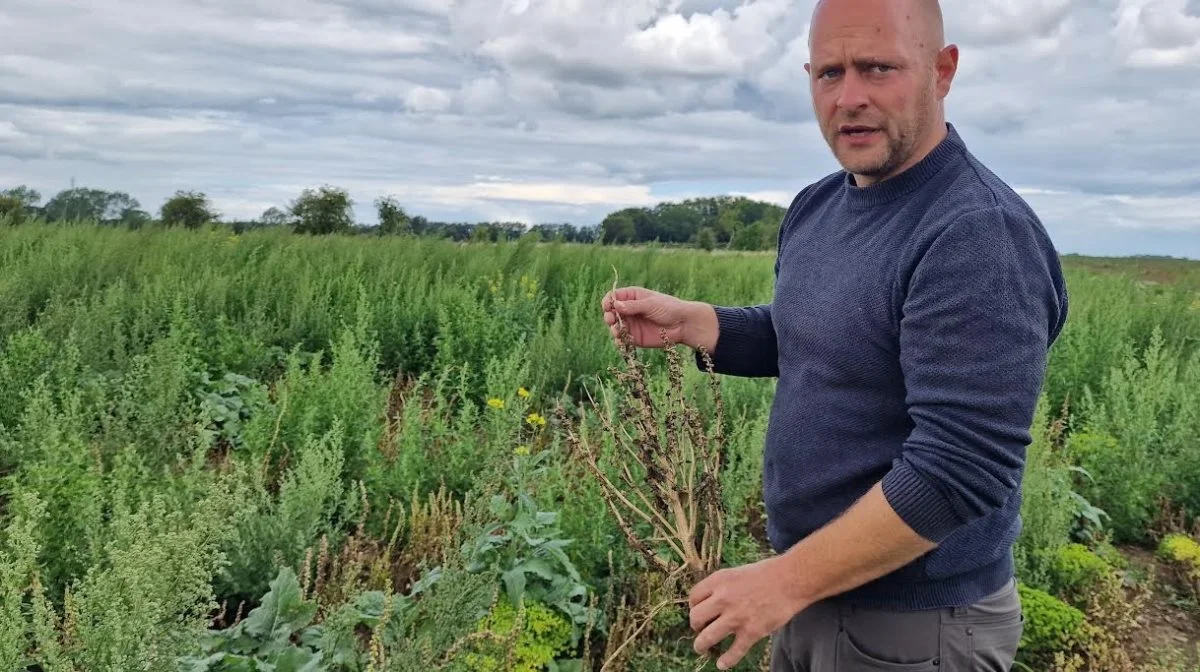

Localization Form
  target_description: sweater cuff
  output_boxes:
[881,461,962,543]
[693,305,777,377]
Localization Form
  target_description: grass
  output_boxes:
[0,221,1197,670]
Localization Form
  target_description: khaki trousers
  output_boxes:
[769,579,1023,671]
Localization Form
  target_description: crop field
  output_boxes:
[0,222,1199,671]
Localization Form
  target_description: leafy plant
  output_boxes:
[181,567,324,671]
[464,450,596,647]
[196,371,271,452]
[463,599,575,672]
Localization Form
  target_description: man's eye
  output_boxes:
[819,68,841,79]
[870,64,894,73]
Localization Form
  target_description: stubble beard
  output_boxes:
[827,89,936,183]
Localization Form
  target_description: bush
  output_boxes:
[1049,543,1111,599]
[1017,583,1087,670]
[465,599,574,672]
[1157,534,1200,601]
[1074,330,1200,543]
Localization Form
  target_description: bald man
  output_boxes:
[602,0,1069,669]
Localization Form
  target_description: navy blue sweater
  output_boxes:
[703,124,1068,609]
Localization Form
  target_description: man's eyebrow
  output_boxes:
[811,55,905,70]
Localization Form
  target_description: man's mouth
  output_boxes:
[839,125,879,136]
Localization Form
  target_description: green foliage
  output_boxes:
[161,190,220,229]
[1159,534,1200,567]
[464,451,597,644]
[0,224,1198,668]
[41,187,147,227]
[218,422,357,601]
[0,195,28,226]
[1017,583,1088,669]
[180,567,325,671]
[1073,329,1200,542]
[196,371,272,452]
[0,185,41,211]
[1014,396,1078,590]
[464,599,574,672]
[1048,543,1112,599]
[1157,534,1200,600]
[289,185,355,234]
[599,196,786,249]
[0,481,241,672]
[376,195,412,236]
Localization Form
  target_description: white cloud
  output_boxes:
[948,0,1074,45]
[0,0,1197,257]
[405,86,454,113]
[1114,0,1200,67]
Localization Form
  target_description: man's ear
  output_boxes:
[935,44,958,97]
[804,62,811,75]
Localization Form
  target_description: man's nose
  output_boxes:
[836,70,869,110]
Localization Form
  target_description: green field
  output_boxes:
[1,223,1199,671]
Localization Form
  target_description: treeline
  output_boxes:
[600,195,787,251]
[0,183,787,250]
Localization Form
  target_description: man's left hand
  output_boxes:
[688,555,808,670]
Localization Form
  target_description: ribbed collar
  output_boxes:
[842,122,965,209]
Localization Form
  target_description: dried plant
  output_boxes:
[557,273,729,670]
[297,482,465,614]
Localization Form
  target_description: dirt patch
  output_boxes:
[1121,545,1200,668]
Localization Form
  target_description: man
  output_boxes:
[600,0,1068,669]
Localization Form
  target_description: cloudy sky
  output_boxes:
[2,0,1199,258]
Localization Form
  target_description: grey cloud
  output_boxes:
[0,0,1197,257]
[946,0,1075,46]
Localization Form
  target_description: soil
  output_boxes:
[1121,545,1200,669]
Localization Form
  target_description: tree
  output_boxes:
[260,207,290,227]
[288,185,354,235]
[375,195,411,235]
[697,227,716,252]
[0,186,41,225]
[160,190,219,229]
[0,195,25,225]
[601,212,637,244]
[119,208,152,230]
[42,187,142,226]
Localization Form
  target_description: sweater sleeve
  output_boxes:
[695,187,809,378]
[694,304,779,377]
[881,205,1068,543]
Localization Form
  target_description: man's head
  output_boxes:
[805,0,959,186]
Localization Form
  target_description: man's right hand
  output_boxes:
[601,286,719,353]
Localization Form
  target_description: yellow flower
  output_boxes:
[518,387,530,398]
[513,445,531,456]
[525,412,546,428]
[487,398,505,410]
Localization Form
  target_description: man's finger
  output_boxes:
[613,286,643,302]
[688,591,722,632]
[693,614,734,655]
[688,570,721,607]
[717,632,758,671]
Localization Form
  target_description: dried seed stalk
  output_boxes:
[558,274,728,669]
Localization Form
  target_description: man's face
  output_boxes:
[805,0,950,185]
